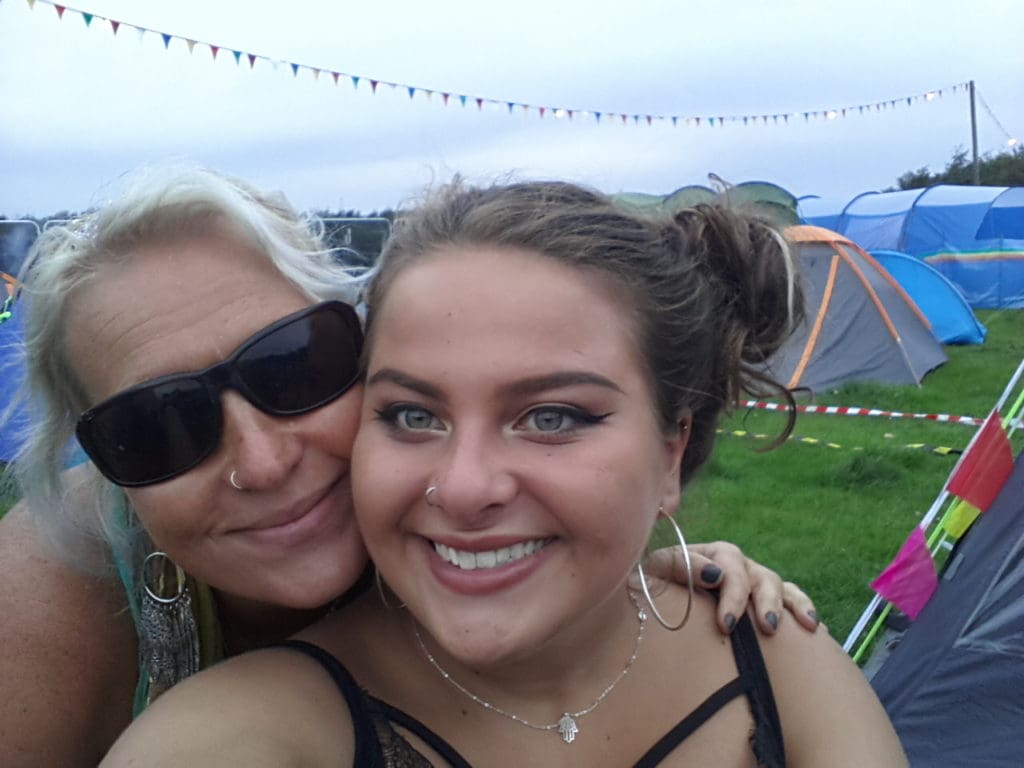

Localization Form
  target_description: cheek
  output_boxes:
[126,483,209,552]
[314,387,363,454]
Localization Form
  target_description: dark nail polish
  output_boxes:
[700,564,722,584]
[725,613,737,633]
[766,611,779,631]
[808,610,819,624]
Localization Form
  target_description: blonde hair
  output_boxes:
[10,166,364,574]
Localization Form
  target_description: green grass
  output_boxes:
[665,309,1024,644]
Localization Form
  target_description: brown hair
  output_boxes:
[363,179,803,485]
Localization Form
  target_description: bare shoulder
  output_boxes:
[756,611,907,767]
[102,646,358,767]
[0,500,137,767]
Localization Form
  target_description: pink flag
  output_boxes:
[870,527,937,620]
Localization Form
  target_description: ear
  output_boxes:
[659,410,691,512]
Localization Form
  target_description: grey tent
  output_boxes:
[867,451,1024,765]
[765,226,948,394]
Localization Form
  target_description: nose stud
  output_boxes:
[425,485,441,507]
[230,469,245,491]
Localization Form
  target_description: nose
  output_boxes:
[219,391,302,491]
[432,425,517,527]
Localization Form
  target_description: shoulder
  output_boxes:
[102,644,362,767]
[0,501,136,767]
[755,611,907,767]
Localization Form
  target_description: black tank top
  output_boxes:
[275,613,784,767]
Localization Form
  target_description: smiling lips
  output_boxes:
[433,538,552,571]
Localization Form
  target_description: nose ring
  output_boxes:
[425,485,440,507]
[230,470,245,491]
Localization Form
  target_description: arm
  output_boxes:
[760,610,907,767]
[101,649,355,767]
[0,501,137,767]
[638,540,820,635]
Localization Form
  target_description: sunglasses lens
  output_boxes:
[79,380,218,486]
[76,302,362,487]
[236,305,361,414]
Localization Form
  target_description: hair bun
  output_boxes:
[672,204,802,365]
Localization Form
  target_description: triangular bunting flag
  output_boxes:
[161,33,171,49]
[54,4,64,19]
[248,53,257,68]
[110,19,119,34]
[82,12,92,26]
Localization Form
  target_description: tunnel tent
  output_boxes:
[869,249,986,345]
[799,185,1024,308]
[764,226,947,394]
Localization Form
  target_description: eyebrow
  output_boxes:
[365,368,623,400]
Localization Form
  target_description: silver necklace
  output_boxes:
[411,596,647,745]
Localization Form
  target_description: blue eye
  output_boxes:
[530,408,573,432]
[399,407,439,430]
[375,404,444,432]
[518,406,611,436]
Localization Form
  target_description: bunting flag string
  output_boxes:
[23,0,970,129]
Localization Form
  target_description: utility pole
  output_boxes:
[969,80,980,185]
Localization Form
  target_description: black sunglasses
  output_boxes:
[76,300,363,487]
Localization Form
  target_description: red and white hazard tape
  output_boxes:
[741,400,984,426]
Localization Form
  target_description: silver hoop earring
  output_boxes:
[425,485,441,507]
[229,470,244,491]
[139,551,201,688]
[635,507,693,632]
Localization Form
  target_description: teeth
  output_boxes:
[434,539,550,571]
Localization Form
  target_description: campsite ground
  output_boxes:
[1,311,1022,647]
[675,308,1024,645]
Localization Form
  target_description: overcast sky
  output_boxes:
[1,0,1020,217]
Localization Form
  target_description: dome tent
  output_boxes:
[869,249,986,345]
[765,226,947,394]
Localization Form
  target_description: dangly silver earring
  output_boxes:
[139,551,201,689]
[634,505,694,631]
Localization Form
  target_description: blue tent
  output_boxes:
[798,186,1024,309]
[869,250,987,345]
[0,298,29,463]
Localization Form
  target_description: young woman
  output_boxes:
[103,179,905,766]
[0,168,815,766]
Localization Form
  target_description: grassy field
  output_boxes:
[664,309,1024,644]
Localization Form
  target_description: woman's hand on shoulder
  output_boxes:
[633,540,820,636]
[101,647,355,768]
[0,500,136,768]
[759,610,907,767]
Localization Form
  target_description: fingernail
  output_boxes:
[725,613,736,633]
[700,564,722,584]
[766,611,779,631]
[807,610,819,624]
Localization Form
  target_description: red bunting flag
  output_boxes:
[870,527,937,620]
[946,410,1013,512]
[53,4,64,19]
